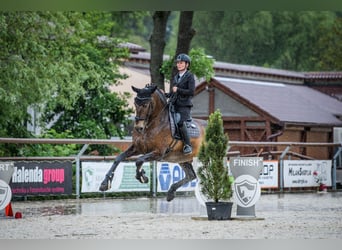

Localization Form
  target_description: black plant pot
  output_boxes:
[205,201,233,220]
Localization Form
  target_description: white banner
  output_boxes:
[81,161,150,193]
[283,160,332,188]
[157,162,197,192]
[259,160,279,189]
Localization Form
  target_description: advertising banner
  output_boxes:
[259,160,279,189]
[81,161,151,193]
[9,161,73,196]
[283,160,332,188]
[157,162,197,192]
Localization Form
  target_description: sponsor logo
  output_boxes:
[0,179,12,210]
[233,175,261,208]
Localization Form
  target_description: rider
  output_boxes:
[167,53,195,155]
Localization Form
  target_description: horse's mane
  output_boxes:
[155,88,168,106]
[144,83,167,106]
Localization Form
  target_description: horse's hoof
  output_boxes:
[99,177,112,191]
[135,169,149,183]
[166,191,175,202]
[142,176,149,183]
[99,183,108,191]
[136,175,149,184]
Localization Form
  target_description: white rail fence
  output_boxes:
[1,137,341,198]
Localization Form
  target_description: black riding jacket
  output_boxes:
[169,70,195,107]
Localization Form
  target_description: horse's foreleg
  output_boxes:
[99,145,136,191]
[167,162,196,202]
[135,151,160,184]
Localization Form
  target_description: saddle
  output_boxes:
[168,104,200,139]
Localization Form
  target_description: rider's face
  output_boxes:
[176,61,187,72]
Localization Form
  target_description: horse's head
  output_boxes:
[132,84,158,133]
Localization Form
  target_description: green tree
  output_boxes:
[192,11,338,71]
[192,11,274,66]
[197,110,232,203]
[42,12,132,155]
[317,16,342,70]
[271,11,336,71]
[111,11,151,49]
[0,11,132,156]
[0,12,57,139]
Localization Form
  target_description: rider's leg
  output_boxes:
[179,122,192,155]
[176,107,192,155]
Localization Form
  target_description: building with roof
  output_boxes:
[116,48,342,159]
[193,76,342,159]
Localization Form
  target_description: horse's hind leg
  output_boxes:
[166,162,196,202]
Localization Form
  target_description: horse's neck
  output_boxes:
[150,92,168,122]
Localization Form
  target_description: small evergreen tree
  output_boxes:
[197,109,232,203]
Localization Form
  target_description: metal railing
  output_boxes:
[1,137,341,197]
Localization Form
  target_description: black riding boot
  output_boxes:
[180,123,192,155]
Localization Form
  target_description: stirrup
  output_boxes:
[183,144,192,155]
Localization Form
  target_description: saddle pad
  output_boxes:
[169,110,200,138]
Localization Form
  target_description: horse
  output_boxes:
[99,84,207,201]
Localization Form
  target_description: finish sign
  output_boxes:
[230,157,263,217]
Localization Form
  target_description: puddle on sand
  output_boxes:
[8,196,204,217]
[6,192,342,217]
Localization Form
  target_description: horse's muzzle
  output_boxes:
[134,125,144,133]
[134,120,146,133]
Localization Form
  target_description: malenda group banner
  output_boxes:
[9,161,73,196]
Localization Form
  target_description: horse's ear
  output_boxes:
[151,84,158,92]
[132,86,140,93]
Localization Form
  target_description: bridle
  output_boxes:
[133,87,169,130]
[134,96,154,124]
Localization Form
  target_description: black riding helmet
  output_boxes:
[176,53,191,67]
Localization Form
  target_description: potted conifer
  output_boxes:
[197,109,233,220]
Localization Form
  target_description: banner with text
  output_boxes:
[81,161,151,193]
[9,161,72,196]
[283,160,332,188]
[157,162,197,192]
[259,160,279,189]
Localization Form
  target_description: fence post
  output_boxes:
[279,146,291,192]
[152,161,157,197]
[332,146,342,190]
[75,144,89,199]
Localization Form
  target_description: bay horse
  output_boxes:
[99,84,207,201]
